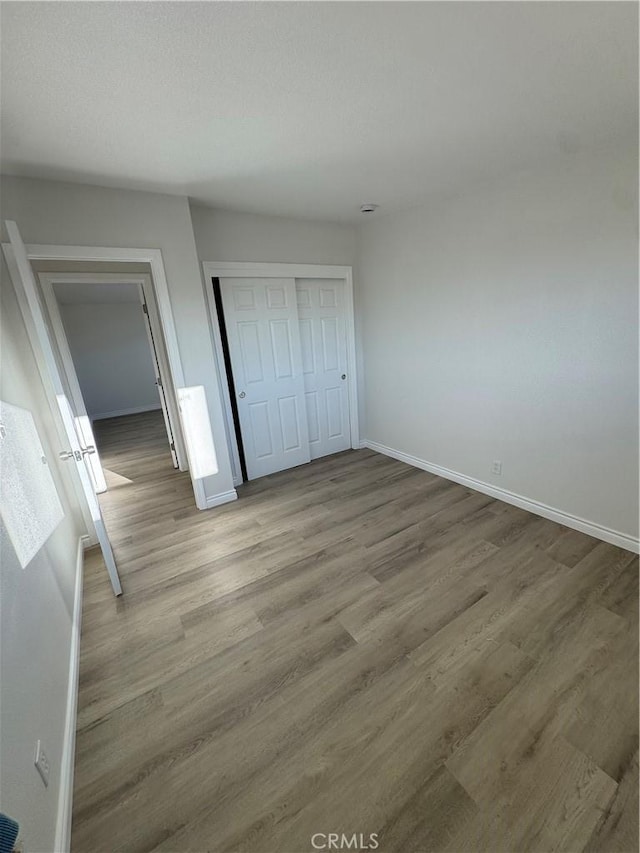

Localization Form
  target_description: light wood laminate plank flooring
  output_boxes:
[72,411,639,853]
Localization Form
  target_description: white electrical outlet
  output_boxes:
[34,739,50,787]
[492,460,502,475]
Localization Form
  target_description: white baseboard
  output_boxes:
[91,404,162,421]
[54,536,84,853]
[363,439,640,554]
[205,489,238,509]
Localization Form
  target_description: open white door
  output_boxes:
[220,277,311,479]
[39,276,108,493]
[3,221,122,596]
[138,284,179,468]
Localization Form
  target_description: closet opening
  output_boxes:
[204,263,359,483]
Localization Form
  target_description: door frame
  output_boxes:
[135,281,180,469]
[202,261,359,485]
[38,271,185,472]
[2,241,208,510]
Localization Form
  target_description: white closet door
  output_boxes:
[296,278,351,459]
[220,277,311,480]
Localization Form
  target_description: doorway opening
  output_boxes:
[3,225,218,597]
[36,266,184,499]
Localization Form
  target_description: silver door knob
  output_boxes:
[238,391,246,399]
[59,450,75,460]
[81,445,96,456]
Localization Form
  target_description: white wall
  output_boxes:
[190,204,356,265]
[357,144,639,545]
[0,256,84,852]
[0,176,235,502]
[59,300,160,420]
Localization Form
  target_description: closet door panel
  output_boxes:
[220,277,310,479]
[296,279,351,459]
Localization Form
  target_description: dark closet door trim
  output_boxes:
[211,277,248,483]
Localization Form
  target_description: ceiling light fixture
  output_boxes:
[360,203,379,214]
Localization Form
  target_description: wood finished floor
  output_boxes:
[73,412,639,853]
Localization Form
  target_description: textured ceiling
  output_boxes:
[1,2,637,223]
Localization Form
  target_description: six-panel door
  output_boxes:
[220,277,311,479]
[296,278,351,459]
